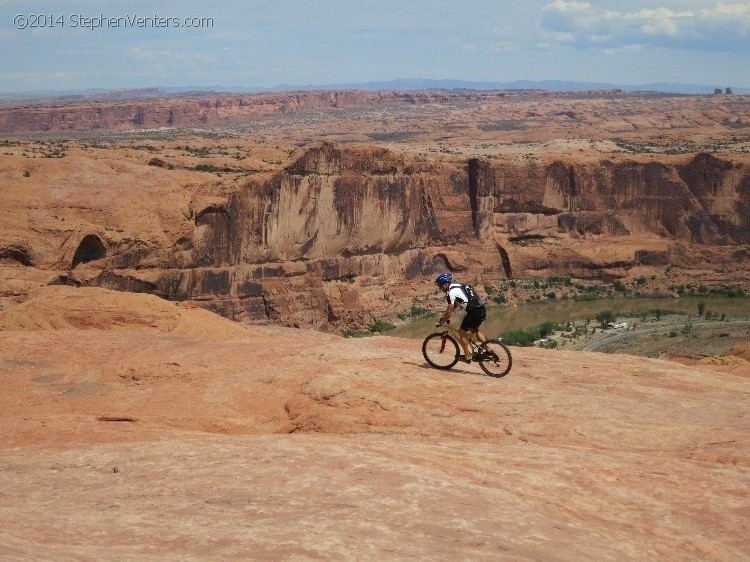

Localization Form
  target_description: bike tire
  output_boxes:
[477,339,512,378]
[422,333,460,370]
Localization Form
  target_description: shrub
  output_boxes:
[484,284,495,295]
[408,305,430,318]
[499,327,540,347]
[492,294,506,304]
[368,319,395,333]
[697,301,706,316]
[595,310,616,329]
[549,276,572,286]
[500,321,559,347]
[342,327,356,338]
[539,321,556,338]
[193,163,224,173]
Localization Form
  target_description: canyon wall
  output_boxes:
[0,91,509,133]
[2,144,749,328]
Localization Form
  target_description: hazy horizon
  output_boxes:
[1,78,747,98]
[1,1,749,93]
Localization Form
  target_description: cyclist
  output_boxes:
[434,272,487,363]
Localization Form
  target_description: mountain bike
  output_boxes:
[422,323,512,377]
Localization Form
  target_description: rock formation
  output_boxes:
[1,87,749,328]
[0,90,510,133]
[1,139,748,328]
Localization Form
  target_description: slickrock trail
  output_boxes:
[1,288,748,560]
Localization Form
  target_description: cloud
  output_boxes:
[541,1,750,51]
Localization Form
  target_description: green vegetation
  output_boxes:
[595,310,616,329]
[41,147,66,158]
[192,163,228,173]
[499,321,558,347]
[676,284,746,298]
[397,305,431,321]
[368,319,395,333]
[131,144,158,153]
[491,294,506,304]
[612,281,627,294]
[192,163,259,174]
[181,145,211,156]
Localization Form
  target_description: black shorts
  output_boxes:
[460,306,486,332]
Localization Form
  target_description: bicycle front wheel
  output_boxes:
[422,333,460,369]
[477,340,512,377]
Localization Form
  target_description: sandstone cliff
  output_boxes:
[1,141,748,328]
[0,90,510,133]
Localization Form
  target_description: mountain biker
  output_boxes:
[435,272,487,363]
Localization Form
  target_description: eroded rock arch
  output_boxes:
[72,235,106,268]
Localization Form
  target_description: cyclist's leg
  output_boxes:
[456,329,472,358]
[467,307,487,343]
[459,308,484,359]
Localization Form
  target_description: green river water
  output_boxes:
[390,296,750,340]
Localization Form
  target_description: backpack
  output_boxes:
[448,283,484,311]
[461,283,484,311]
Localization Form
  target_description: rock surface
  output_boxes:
[0,289,748,560]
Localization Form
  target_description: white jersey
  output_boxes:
[445,283,471,310]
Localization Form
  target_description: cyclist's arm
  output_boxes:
[441,302,458,324]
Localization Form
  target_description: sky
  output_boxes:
[1,0,749,92]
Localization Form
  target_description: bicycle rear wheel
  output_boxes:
[422,333,460,369]
[477,339,512,377]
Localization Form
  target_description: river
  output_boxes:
[390,296,750,340]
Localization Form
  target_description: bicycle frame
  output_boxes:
[437,324,484,356]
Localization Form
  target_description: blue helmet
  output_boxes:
[435,272,452,285]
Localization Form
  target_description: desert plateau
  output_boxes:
[1,87,749,560]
